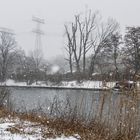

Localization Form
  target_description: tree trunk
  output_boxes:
[89,56,96,77]
[69,55,73,75]
[83,49,86,73]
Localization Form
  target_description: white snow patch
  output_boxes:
[46,136,78,140]
[4,79,26,86]
[0,122,42,140]
[61,80,115,89]
[0,118,78,140]
[0,79,117,89]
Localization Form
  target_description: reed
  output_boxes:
[0,87,140,140]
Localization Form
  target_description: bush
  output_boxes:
[0,87,10,107]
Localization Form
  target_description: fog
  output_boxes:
[0,0,139,59]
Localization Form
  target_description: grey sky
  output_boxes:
[0,0,139,59]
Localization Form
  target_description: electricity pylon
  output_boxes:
[32,16,45,54]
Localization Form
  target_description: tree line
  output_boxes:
[0,10,140,83]
[64,10,140,81]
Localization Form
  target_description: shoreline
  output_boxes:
[0,85,111,91]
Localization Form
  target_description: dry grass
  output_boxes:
[0,88,140,140]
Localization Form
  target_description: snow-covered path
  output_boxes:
[0,118,78,140]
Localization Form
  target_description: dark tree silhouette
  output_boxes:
[0,32,17,82]
[124,27,140,78]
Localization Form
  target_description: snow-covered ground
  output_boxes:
[1,79,140,90]
[61,80,115,89]
[0,118,78,140]
[1,79,116,89]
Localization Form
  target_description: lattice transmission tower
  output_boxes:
[32,16,45,54]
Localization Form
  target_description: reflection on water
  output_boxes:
[7,87,119,120]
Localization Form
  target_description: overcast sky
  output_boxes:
[0,0,139,59]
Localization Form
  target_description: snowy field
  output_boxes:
[0,118,78,140]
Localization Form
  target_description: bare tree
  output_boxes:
[110,32,122,80]
[30,48,43,84]
[32,48,43,71]
[65,16,82,75]
[124,26,140,78]
[77,11,96,73]
[71,15,82,74]
[18,52,34,84]
[65,10,97,75]
[98,32,122,80]
[89,18,119,77]
[0,32,17,82]
[13,48,48,85]
[65,25,74,74]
